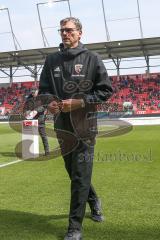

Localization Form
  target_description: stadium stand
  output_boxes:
[106,73,160,115]
[0,82,37,115]
[0,73,159,116]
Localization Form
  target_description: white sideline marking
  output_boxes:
[0,159,23,168]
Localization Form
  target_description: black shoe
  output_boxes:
[64,229,82,240]
[88,198,104,222]
[44,151,50,156]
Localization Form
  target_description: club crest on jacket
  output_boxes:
[75,64,83,74]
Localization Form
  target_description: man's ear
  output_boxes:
[78,31,82,40]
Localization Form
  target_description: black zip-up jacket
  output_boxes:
[39,42,113,139]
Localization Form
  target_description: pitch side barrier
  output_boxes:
[98,116,160,126]
[119,116,160,125]
[1,113,160,125]
[0,115,9,122]
[97,112,160,126]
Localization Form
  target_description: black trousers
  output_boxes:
[62,138,98,230]
[38,117,49,154]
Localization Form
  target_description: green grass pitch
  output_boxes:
[0,123,160,240]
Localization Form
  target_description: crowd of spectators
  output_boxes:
[0,83,35,115]
[0,74,160,116]
[98,74,160,113]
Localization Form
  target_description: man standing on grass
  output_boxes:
[25,88,50,156]
[39,17,113,240]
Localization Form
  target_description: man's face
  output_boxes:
[60,21,82,48]
[32,90,38,97]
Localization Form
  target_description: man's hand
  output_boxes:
[61,99,85,113]
[47,100,62,114]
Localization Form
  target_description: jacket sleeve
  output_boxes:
[84,54,113,105]
[39,56,52,94]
